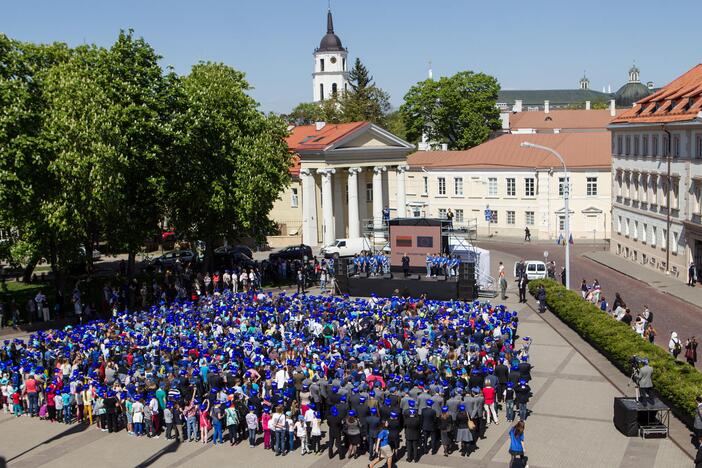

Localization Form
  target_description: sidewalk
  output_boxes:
[583,250,702,309]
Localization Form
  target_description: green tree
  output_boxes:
[0,34,72,281]
[401,71,501,150]
[285,99,343,126]
[341,58,390,125]
[168,62,291,271]
[565,100,609,110]
[384,110,407,141]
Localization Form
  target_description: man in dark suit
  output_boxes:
[421,399,438,455]
[402,253,411,277]
[326,405,345,459]
[518,274,529,303]
[366,407,381,459]
[404,408,422,462]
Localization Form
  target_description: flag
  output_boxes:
[556,233,563,245]
[568,233,574,245]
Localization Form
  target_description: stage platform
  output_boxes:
[341,274,474,301]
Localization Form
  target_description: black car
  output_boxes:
[214,244,254,259]
[213,250,256,271]
[268,244,312,262]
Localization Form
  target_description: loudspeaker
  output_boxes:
[613,398,640,437]
[459,262,475,280]
[337,258,349,277]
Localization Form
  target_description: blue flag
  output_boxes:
[556,233,563,245]
[568,233,574,245]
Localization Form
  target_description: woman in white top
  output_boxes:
[669,331,682,358]
[131,399,145,436]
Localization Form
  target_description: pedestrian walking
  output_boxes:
[524,227,531,242]
[669,332,682,359]
[686,337,698,366]
[508,420,528,468]
[690,262,697,287]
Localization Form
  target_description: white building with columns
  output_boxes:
[267,121,415,247]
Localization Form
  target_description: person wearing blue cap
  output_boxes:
[404,406,421,462]
[438,406,454,457]
[245,405,258,448]
[344,409,361,458]
[326,404,344,459]
[504,382,516,422]
[515,380,531,421]
[366,406,380,459]
[455,403,474,456]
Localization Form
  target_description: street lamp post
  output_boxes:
[521,142,571,290]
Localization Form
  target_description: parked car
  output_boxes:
[152,249,196,269]
[214,244,253,259]
[78,246,102,261]
[268,244,313,262]
[321,237,372,259]
[513,260,547,280]
[213,250,256,271]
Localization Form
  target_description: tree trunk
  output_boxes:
[22,256,39,283]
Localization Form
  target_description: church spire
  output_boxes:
[327,9,334,34]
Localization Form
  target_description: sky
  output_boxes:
[3,0,701,113]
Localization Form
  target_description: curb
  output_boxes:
[581,253,702,310]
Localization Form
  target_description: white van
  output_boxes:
[514,260,547,280]
[321,237,372,258]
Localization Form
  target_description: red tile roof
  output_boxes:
[407,132,611,170]
[286,122,369,151]
[285,122,369,177]
[611,64,702,124]
[510,109,621,131]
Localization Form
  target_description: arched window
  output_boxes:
[320,83,324,101]
[320,59,325,72]
[332,83,338,96]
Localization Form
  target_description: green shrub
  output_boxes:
[529,279,702,422]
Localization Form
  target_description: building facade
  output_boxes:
[609,64,702,280]
[405,132,612,240]
[268,122,415,247]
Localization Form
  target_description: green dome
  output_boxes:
[615,82,650,107]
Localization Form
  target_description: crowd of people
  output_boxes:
[424,254,461,278]
[352,252,391,277]
[0,280,534,464]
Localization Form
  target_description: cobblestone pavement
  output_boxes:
[0,294,692,467]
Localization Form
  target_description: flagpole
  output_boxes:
[521,142,570,290]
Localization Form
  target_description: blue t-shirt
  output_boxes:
[377,429,390,447]
[509,428,524,453]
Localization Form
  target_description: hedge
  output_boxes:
[529,279,702,422]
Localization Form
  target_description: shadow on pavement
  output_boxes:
[6,421,89,463]
[135,438,181,467]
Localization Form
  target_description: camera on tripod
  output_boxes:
[630,355,647,370]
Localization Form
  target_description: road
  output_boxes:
[478,239,702,368]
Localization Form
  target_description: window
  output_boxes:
[488,177,497,196]
[672,231,679,254]
[634,135,640,156]
[559,215,566,232]
[672,178,679,209]
[524,178,535,197]
[455,209,464,222]
[633,221,638,240]
[507,211,515,225]
[617,135,623,155]
[319,83,324,100]
[663,134,670,157]
[506,178,516,197]
[652,135,659,157]
[662,228,667,250]
[438,208,447,219]
[673,134,680,158]
[422,176,429,195]
[489,210,498,224]
[651,226,657,247]
[525,211,534,225]
[624,218,630,237]
[625,135,631,155]
[438,177,446,195]
[454,177,464,196]
[642,135,649,156]
[320,59,325,72]
[366,183,373,202]
[642,223,647,244]
[697,136,702,159]
[291,188,299,208]
[586,177,598,196]
[617,216,622,234]
[558,177,570,196]
[331,82,338,96]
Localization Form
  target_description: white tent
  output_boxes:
[447,237,492,289]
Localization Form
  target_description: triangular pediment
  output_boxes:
[332,124,414,151]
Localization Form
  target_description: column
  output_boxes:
[347,167,362,238]
[396,165,409,218]
[317,168,336,246]
[300,169,318,246]
[373,166,387,241]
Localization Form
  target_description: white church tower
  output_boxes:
[312,9,349,102]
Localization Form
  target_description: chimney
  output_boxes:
[609,99,616,117]
[544,100,550,113]
[441,143,448,151]
[514,99,523,113]
[315,121,326,131]
[585,100,591,110]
